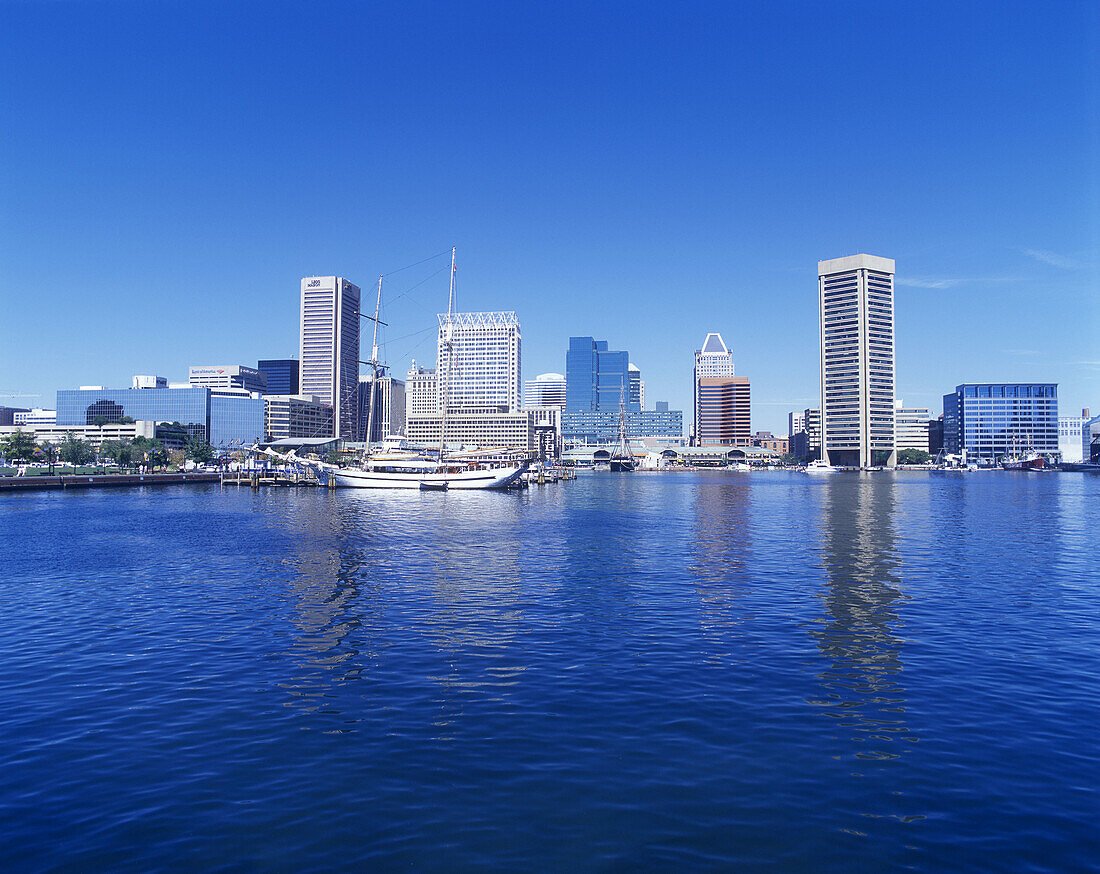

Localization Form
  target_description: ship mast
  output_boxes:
[365,274,383,448]
[439,247,457,468]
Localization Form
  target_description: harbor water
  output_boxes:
[1,471,1097,871]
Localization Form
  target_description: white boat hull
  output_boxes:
[332,463,526,490]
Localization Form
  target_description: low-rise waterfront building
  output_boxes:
[264,395,332,441]
[56,385,264,449]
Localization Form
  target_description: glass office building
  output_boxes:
[257,359,300,395]
[56,386,264,449]
[942,383,1058,461]
[563,336,680,442]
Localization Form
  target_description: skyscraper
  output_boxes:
[300,276,361,439]
[819,254,896,468]
[562,336,681,443]
[437,311,521,413]
[257,359,299,395]
[693,333,749,445]
[942,383,1058,461]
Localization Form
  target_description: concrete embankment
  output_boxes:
[0,473,223,491]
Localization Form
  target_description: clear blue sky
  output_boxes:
[2,1,1097,433]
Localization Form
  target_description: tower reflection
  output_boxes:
[689,474,752,664]
[807,474,915,759]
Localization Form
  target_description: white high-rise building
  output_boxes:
[300,276,361,439]
[437,311,521,413]
[788,410,806,438]
[524,373,566,409]
[819,254,896,468]
[358,374,406,442]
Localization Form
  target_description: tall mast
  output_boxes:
[365,274,382,448]
[439,246,456,467]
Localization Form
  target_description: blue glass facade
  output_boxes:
[942,383,1058,460]
[210,395,265,448]
[257,359,300,395]
[565,337,639,413]
[56,387,264,448]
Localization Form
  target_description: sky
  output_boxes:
[2,0,1098,434]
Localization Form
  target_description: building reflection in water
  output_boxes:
[689,474,752,665]
[806,474,916,760]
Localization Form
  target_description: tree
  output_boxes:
[186,440,214,465]
[1,429,37,462]
[118,416,135,425]
[59,434,94,466]
[100,438,133,469]
[897,448,932,465]
[37,439,58,473]
[132,436,167,469]
[92,415,108,428]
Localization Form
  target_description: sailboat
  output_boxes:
[609,380,635,472]
[268,249,530,490]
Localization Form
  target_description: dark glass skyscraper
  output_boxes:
[257,359,299,395]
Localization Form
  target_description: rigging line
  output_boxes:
[385,324,437,345]
[381,249,451,279]
[385,263,450,306]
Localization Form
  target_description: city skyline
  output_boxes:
[2,3,1097,433]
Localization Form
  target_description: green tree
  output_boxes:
[59,434,94,466]
[186,440,214,465]
[100,438,133,469]
[132,436,167,469]
[897,448,932,465]
[37,440,58,473]
[1,429,37,462]
[118,416,135,425]
[92,415,108,428]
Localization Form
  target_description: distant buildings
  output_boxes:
[358,372,406,442]
[693,332,750,446]
[300,276,361,439]
[819,254,896,468]
[562,336,681,443]
[257,359,299,396]
[895,406,931,453]
[1058,409,1090,464]
[405,361,437,417]
[188,365,267,394]
[789,407,821,461]
[1083,413,1100,463]
[0,406,29,426]
[523,373,566,409]
[942,383,1059,461]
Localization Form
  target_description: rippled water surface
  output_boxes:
[1,472,1098,871]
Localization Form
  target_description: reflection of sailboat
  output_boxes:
[269,249,530,490]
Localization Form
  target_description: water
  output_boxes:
[1,472,1097,871]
